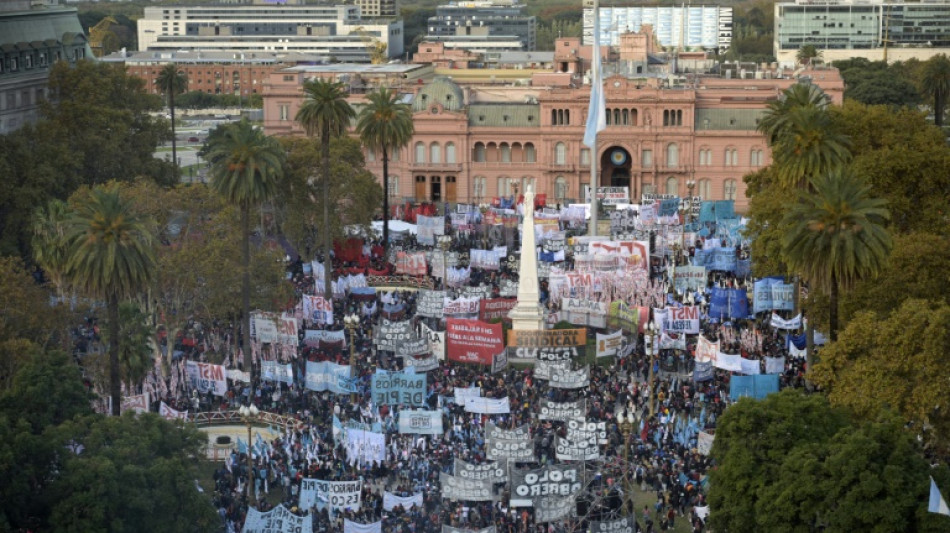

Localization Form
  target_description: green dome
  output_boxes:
[412,77,464,112]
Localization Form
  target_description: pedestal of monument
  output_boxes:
[509,184,545,331]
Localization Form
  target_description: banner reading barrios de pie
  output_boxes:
[446,318,504,365]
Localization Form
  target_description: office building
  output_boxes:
[356,0,398,18]
[584,5,732,53]
[137,4,404,62]
[427,1,537,51]
[775,0,950,64]
[0,0,92,134]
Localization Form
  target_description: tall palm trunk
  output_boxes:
[170,90,178,181]
[382,147,390,258]
[829,272,838,342]
[937,91,946,127]
[109,292,121,416]
[322,124,332,299]
[242,203,252,381]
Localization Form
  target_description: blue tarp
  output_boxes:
[729,374,780,400]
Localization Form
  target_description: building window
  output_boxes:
[391,148,400,162]
[445,142,456,164]
[525,143,536,163]
[666,176,678,196]
[698,149,711,166]
[724,179,737,200]
[497,177,513,197]
[430,142,441,164]
[415,142,425,163]
[750,149,763,166]
[554,142,566,165]
[580,148,590,166]
[666,143,679,168]
[474,142,486,162]
[473,176,487,201]
[500,143,511,163]
[642,149,653,168]
[725,148,738,166]
[555,176,568,201]
[279,104,289,121]
[388,176,399,198]
[367,148,376,162]
[698,178,711,201]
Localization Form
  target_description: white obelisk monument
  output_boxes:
[509,184,545,330]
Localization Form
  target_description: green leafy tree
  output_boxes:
[812,299,950,444]
[105,301,153,390]
[781,169,892,340]
[356,86,415,257]
[205,119,284,376]
[65,185,156,416]
[920,54,950,127]
[156,64,188,181]
[294,79,355,298]
[31,198,72,297]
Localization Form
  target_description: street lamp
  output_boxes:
[238,403,260,505]
[437,235,452,281]
[616,410,635,515]
[645,321,659,418]
[343,313,360,403]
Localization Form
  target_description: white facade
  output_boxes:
[583,6,731,52]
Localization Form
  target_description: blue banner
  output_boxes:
[709,288,750,320]
[372,369,427,407]
[729,374,779,401]
[753,278,795,313]
[305,361,358,394]
[736,259,752,279]
[693,361,714,382]
[658,198,681,217]
[730,289,749,319]
[707,247,738,272]
[698,200,736,223]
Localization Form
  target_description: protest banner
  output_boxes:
[160,401,187,421]
[584,185,629,205]
[486,436,534,462]
[510,464,583,507]
[491,350,508,374]
[121,393,149,414]
[534,494,577,522]
[440,473,494,501]
[299,478,361,512]
[538,399,586,421]
[397,410,443,435]
[607,301,641,333]
[304,329,346,348]
[443,296,481,317]
[697,431,715,455]
[567,418,608,445]
[695,336,719,363]
[261,360,293,384]
[185,361,227,396]
[674,265,707,292]
[555,435,599,461]
[305,361,357,394]
[454,459,508,483]
[534,360,571,381]
[252,312,278,343]
[740,358,761,375]
[499,279,518,297]
[549,365,590,389]
[660,305,700,334]
[591,517,637,533]
[486,422,530,440]
[395,251,427,276]
[416,214,444,245]
[507,328,586,363]
[753,278,795,314]
[343,519,382,533]
[374,319,413,350]
[243,504,312,533]
[394,336,430,358]
[609,208,638,234]
[461,284,493,301]
[479,298,517,322]
[445,319,504,365]
[302,295,333,324]
[765,356,785,374]
[470,249,501,270]
[453,386,481,405]
[403,353,439,372]
[729,374,779,400]
[382,492,424,511]
[562,298,608,328]
[371,370,426,407]
[419,322,445,360]
[596,330,623,357]
[343,428,385,465]
[714,352,743,372]
[442,527,496,533]
[464,396,510,414]
[277,313,298,346]
[416,290,445,319]
[770,312,802,330]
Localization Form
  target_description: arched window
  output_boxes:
[565,110,570,125]
[630,109,638,126]
[724,148,738,166]
[388,176,399,199]
[666,176,678,196]
[390,148,399,162]
[430,142,441,164]
[473,176,487,201]
[724,179,737,200]
[500,143,512,163]
[750,149,763,166]
[555,176,568,201]
[367,147,376,162]
[666,143,679,168]
[524,143,536,163]
[698,178,711,200]
[445,142,456,164]
[613,109,621,125]
[622,109,629,125]
[414,142,425,163]
[473,142,486,162]
[605,108,612,126]
[555,142,567,165]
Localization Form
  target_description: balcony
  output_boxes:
[408,161,463,172]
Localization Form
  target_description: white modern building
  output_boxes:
[583,5,732,53]
[137,4,404,61]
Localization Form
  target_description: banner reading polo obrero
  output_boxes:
[440,473,495,501]
[416,290,445,319]
[538,399,586,421]
[454,459,508,483]
[299,478,361,512]
[510,464,583,506]
[486,433,534,461]
[121,393,149,414]
[446,318,504,365]
[591,517,636,533]
[185,361,227,396]
[549,365,590,389]
[507,328,586,363]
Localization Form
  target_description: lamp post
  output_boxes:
[238,403,260,505]
[343,313,360,403]
[616,410,635,515]
[645,321,659,418]
[437,235,452,282]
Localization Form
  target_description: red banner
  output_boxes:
[395,251,427,276]
[479,298,517,322]
[446,318,504,365]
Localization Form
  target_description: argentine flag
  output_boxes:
[583,1,606,149]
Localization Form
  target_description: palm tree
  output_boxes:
[782,168,892,341]
[921,54,950,127]
[101,301,154,391]
[294,79,355,299]
[65,185,156,415]
[205,119,284,378]
[771,106,852,189]
[31,199,72,299]
[757,82,831,146]
[356,86,414,258]
[156,64,188,181]
[796,44,822,66]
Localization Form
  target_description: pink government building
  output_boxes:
[263,32,844,211]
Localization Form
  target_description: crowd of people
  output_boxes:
[134,205,808,533]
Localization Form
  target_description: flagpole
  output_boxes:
[588,0,601,237]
